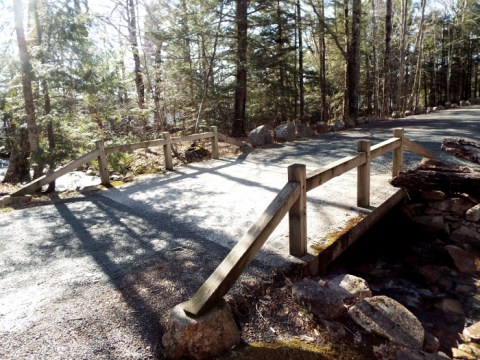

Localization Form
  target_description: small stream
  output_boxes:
[329,208,480,355]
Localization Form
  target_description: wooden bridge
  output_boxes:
[10,126,434,319]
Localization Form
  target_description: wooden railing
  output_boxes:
[12,126,220,196]
[183,128,435,317]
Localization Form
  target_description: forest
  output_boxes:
[0,0,479,186]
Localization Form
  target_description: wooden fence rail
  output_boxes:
[183,127,435,317]
[12,126,220,197]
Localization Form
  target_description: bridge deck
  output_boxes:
[99,156,405,275]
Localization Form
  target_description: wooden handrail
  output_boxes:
[183,180,301,317]
[306,153,367,192]
[11,128,220,196]
[370,138,401,158]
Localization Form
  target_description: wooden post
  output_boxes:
[357,140,371,208]
[288,164,307,256]
[95,140,110,186]
[162,132,173,170]
[211,126,219,160]
[393,128,404,177]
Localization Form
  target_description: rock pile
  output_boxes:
[290,190,480,359]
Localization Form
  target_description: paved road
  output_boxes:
[0,106,479,359]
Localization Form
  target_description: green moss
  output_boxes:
[0,207,13,213]
[223,339,369,360]
[310,215,365,253]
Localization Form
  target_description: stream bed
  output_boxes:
[329,207,480,356]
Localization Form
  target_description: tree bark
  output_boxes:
[442,139,480,165]
[346,0,361,125]
[127,0,146,137]
[13,0,42,180]
[2,126,30,184]
[382,0,392,116]
[232,0,248,137]
[297,0,305,123]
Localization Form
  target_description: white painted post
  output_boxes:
[393,128,405,177]
[357,140,371,208]
[211,126,219,160]
[288,164,307,256]
[95,140,110,186]
[162,132,173,170]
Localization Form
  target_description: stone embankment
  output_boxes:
[290,189,480,360]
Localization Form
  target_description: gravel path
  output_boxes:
[1,107,479,359]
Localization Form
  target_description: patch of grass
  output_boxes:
[225,338,370,360]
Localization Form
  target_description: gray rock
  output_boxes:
[356,117,366,125]
[392,111,401,118]
[295,123,315,138]
[451,225,480,248]
[411,215,444,235]
[274,122,296,142]
[326,274,372,302]
[445,245,479,274]
[423,332,440,353]
[332,120,345,131]
[465,204,480,222]
[348,295,425,348]
[162,299,240,359]
[464,321,480,340]
[291,279,345,320]
[435,298,464,316]
[316,122,330,133]
[445,102,452,109]
[437,105,445,110]
[460,100,467,107]
[451,103,459,108]
[421,191,447,201]
[427,107,433,114]
[429,198,474,214]
[248,125,273,147]
[396,349,451,360]
[404,110,412,117]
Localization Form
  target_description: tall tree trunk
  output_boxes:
[2,126,30,184]
[382,0,392,116]
[127,0,146,137]
[232,0,248,137]
[194,1,224,133]
[344,0,361,127]
[396,0,409,112]
[371,0,379,115]
[347,0,361,125]
[297,0,305,123]
[407,0,426,111]
[277,1,286,124]
[12,0,42,181]
[343,0,350,124]
[33,0,56,192]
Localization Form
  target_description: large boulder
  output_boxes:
[348,295,425,348]
[326,274,372,302]
[274,122,296,142]
[295,123,315,138]
[450,225,480,248]
[248,125,273,147]
[445,245,479,274]
[162,299,240,359]
[291,279,345,320]
[465,204,480,222]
